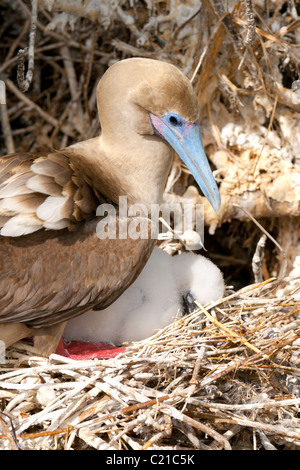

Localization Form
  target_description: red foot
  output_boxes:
[55,338,127,360]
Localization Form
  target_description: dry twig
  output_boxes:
[17,0,38,92]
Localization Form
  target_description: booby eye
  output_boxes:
[167,114,183,127]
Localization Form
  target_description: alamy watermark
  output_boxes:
[95,196,205,250]
[0,80,6,104]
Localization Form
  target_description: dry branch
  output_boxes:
[17,0,38,92]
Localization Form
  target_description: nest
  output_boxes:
[0,277,299,450]
[0,0,300,450]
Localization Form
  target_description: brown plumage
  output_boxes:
[0,58,220,355]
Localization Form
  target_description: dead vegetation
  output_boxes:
[0,0,299,450]
[0,277,300,450]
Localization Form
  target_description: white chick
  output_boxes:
[172,252,225,306]
[64,248,224,344]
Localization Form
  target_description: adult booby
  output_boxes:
[0,58,220,356]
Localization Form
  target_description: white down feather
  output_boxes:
[64,248,225,344]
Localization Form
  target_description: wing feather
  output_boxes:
[0,218,155,327]
[0,150,156,328]
[0,151,98,236]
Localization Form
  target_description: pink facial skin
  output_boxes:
[182,120,199,136]
[149,113,165,136]
[149,112,198,138]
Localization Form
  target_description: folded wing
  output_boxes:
[0,151,98,236]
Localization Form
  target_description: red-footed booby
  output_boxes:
[0,58,220,358]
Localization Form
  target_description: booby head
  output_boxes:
[97,58,220,211]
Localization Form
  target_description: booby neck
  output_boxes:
[68,132,172,207]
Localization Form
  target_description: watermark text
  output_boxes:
[96,197,205,250]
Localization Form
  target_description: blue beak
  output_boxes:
[150,113,221,212]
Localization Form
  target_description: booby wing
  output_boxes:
[0,151,98,236]
[0,149,155,327]
[0,214,155,327]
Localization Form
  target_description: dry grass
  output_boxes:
[0,276,299,450]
